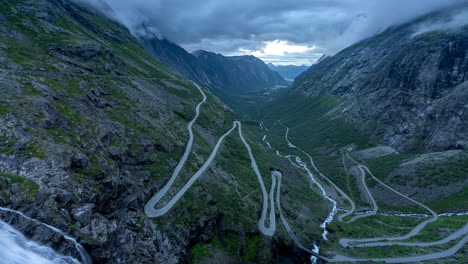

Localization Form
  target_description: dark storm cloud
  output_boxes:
[76,0,467,64]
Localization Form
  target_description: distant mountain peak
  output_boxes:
[142,39,287,95]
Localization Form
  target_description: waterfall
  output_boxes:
[0,207,92,264]
[0,220,81,264]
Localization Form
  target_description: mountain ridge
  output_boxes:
[141,36,288,95]
[290,5,468,153]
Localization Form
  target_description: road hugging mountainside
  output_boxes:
[0,1,331,263]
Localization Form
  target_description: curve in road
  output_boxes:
[329,234,468,263]
[273,170,329,262]
[339,153,439,248]
[261,121,468,263]
[278,122,357,224]
[343,165,378,223]
[144,90,278,235]
[145,82,206,217]
[353,223,468,248]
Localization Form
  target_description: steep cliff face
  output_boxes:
[193,50,288,92]
[292,7,468,152]
[0,1,323,263]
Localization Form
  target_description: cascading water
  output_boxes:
[260,121,338,263]
[0,220,80,264]
[0,207,91,264]
[310,243,320,264]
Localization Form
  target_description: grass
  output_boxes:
[23,141,46,158]
[428,186,468,212]
[55,101,82,124]
[331,214,423,240]
[0,106,11,116]
[144,151,181,180]
[191,243,212,264]
[0,171,40,198]
[363,153,416,187]
[262,93,374,156]
[21,82,41,97]
[192,233,262,262]
[406,215,468,242]
[414,156,468,187]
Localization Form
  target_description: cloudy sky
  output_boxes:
[83,0,466,65]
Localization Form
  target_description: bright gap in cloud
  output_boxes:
[240,40,316,56]
[239,40,320,65]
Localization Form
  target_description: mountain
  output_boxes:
[289,6,468,153]
[0,0,323,263]
[267,63,309,80]
[141,37,288,94]
[193,50,288,92]
[261,3,468,217]
[259,8,468,262]
[140,36,217,89]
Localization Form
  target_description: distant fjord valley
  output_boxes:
[0,1,467,264]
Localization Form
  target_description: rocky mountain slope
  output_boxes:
[267,63,309,80]
[141,37,288,94]
[0,0,325,263]
[292,5,468,153]
[193,50,287,92]
[140,36,216,90]
[260,4,468,220]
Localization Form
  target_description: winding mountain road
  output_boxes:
[144,82,467,263]
[354,223,468,248]
[273,170,328,262]
[145,83,277,235]
[329,234,468,263]
[261,120,468,263]
[278,121,356,225]
[339,153,439,248]
[342,165,378,223]
[145,83,207,217]
[145,119,278,234]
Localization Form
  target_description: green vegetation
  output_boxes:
[191,234,262,263]
[23,141,46,158]
[0,106,11,115]
[0,171,40,198]
[190,243,212,264]
[363,153,415,187]
[415,156,468,187]
[21,82,41,97]
[428,186,468,211]
[55,101,82,124]
[262,94,374,156]
[407,215,468,242]
[144,151,181,180]
[332,214,423,240]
